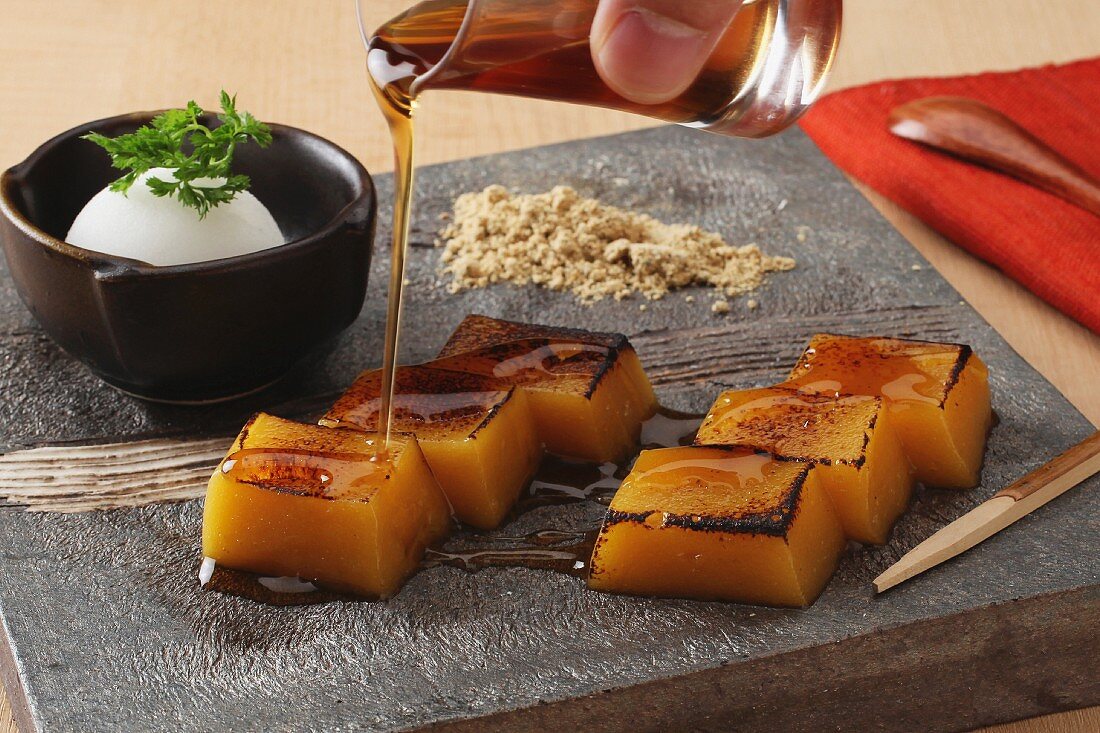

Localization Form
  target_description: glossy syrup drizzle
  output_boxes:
[489,341,611,380]
[786,337,956,406]
[202,563,344,607]
[220,447,390,499]
[367,30,419,455]
[429,338,613,385]
[515,458,623,512]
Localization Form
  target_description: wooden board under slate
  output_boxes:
[0,126,1097,733]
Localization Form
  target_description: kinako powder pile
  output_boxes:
[437,185,795,304]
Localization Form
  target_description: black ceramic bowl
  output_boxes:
[0,112,375,403]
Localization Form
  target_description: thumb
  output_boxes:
[591,0,744,106]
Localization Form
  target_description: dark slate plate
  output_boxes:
[0,126,1096,733]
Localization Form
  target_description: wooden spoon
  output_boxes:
[888,96,1100,217]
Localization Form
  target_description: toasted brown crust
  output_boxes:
[322,365,512,438]
[808,331,972,353]
[469,387,513,438]
[223,415,400,502]
[696,388,880,467]
[235,412,260,451]
[234,450,387,500]
[790,332,974,409]
[599,463,810,538]
[438,314,625,356]
[942,345,973,403]
[436,314,633,399]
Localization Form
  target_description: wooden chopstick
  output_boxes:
[874,431,1100,593]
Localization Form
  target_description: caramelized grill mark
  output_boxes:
[235,413,259,452]
[438,314,622,356]
[790,332,968,408]
[601,465,810,538]
[699,388,879,467]
[436,337,623,398]
[943,345,973,400]
[468,388,510,439]
[436,314,632,398]
[221,447,390,501]
[324,366,513,436]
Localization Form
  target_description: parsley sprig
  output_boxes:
[83,91,272,219]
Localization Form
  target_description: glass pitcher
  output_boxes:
[358,0,842,138]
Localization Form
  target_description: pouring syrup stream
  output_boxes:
[366,32,419,453]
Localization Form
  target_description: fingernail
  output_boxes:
[593,8,710,105]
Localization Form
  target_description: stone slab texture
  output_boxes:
[0,126,1096,732]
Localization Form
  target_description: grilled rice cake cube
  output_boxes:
[202,413,450,599]
[696,387,912,544]
[435,314,658,462]
[320,365,540,529]
[785,334,992,488]
[588,446,845,607]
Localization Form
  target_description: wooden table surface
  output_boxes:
[0,1,1097,731]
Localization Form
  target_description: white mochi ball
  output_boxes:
[66,168,284,266]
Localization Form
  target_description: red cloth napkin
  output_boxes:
[799,57,1100,334]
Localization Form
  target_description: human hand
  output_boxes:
[590,0,744,105]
